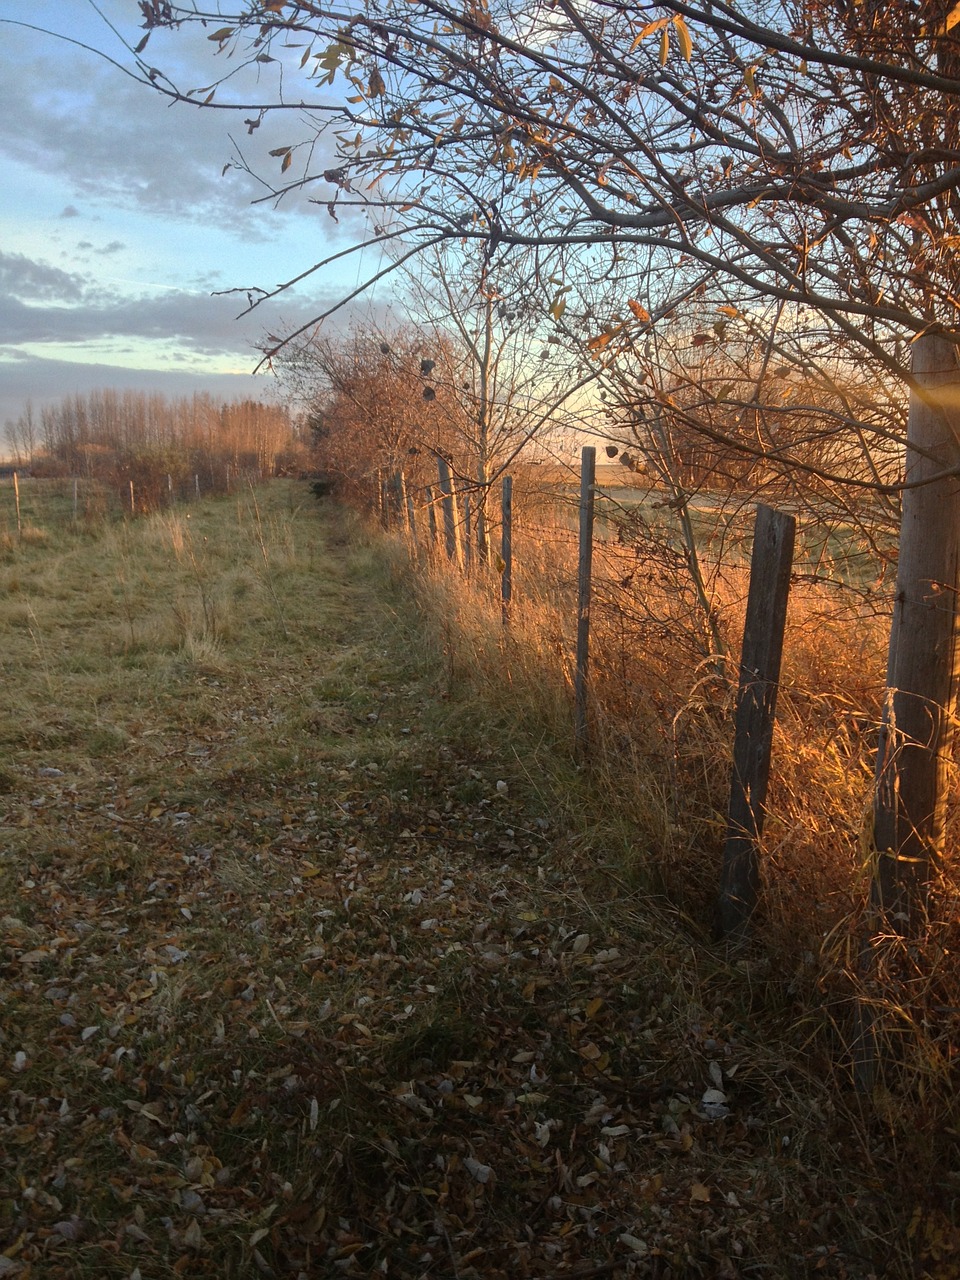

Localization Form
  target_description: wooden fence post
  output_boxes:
[425,484,438,547]
[873,334,960,928]
[13,472,21,542]
[500,476,513,624]
[436,456,461,566]
[129,480,136,516]
[717,504,796,939]
[406,488,419,552]
[463,494,473,573]
[73,478,78,522]
[395,471,408,528]
[476,501,488,565]
[574,446,597,762]
[195,474,201,501]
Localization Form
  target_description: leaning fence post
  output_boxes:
[500,475,513,624]
[574,447,597,762]
[717,504,796,939]
[436,456,461,566]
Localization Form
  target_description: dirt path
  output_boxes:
[0,492,882,1278]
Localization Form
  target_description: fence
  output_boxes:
[373,347,960,967]
[0,465,268,534]
[376,452,805,941]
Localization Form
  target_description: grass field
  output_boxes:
[0,480,954,1278]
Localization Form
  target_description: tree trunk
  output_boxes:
[873,334,960,929]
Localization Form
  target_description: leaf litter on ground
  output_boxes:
[0,486,906,1277]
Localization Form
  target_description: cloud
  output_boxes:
[0,350,278,430]
[0,16,345,241]
[0,4,381,424]
[0,249,352,360]
[0,252,96,306]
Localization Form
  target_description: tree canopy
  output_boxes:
[123,0,960,376]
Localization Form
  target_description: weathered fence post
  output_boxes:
[195,474,201,501]
[854,335,960,1092]
[425,484,438,547]
[873,334,960,928]
[395,472,408,529]
[717,504,796,939]
[500,475,513,624]
[13,472,21,542]
[436,456,461,566]
[574,446,597,762]
[406,490,419,551]
[463,493,473,573]
[129,480,136,516]
[476,501,489,565]
[72,477,78,522]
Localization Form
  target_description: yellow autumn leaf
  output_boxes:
[630,16,669,51]
[673,15,692,61]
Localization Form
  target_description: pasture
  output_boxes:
[0,480,949,1278]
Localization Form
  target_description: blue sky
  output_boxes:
[0,1,375,428]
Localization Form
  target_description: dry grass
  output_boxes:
[395,486,960,1273]
[1,479,957,1278]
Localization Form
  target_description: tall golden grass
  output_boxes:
[395,479,960,1114]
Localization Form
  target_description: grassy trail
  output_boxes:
[0,484,913,1277]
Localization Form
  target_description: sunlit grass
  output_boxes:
[0,478,951,1278]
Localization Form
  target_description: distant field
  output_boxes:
[540,476,892,589]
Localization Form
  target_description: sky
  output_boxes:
[0,1,377,431]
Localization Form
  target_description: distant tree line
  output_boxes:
[5,390,306,508]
